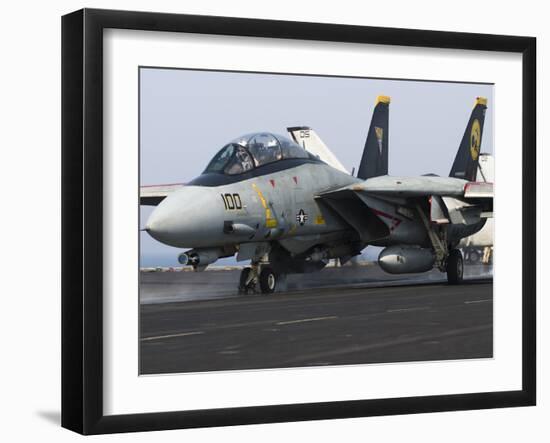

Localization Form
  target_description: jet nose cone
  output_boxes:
[144,201,168,236]
[144,210,162,235]
[145,186,223,248]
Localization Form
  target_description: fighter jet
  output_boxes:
[141,96,493,293]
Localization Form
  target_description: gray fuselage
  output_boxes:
[146,162,358,253]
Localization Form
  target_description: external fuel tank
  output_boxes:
[378,245,435,274]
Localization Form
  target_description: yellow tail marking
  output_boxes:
[315,214,326,225]
[475,97,488,106]
[376,95,391,105]
[470,119,481,160]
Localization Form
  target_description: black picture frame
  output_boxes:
[62,8,536,435]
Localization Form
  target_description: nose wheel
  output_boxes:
[238,265,279,294]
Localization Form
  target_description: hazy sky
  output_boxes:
[139,68,494,267]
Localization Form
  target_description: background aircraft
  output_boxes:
[141,96,493,293]
[458,153,494,264]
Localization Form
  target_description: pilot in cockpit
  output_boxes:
[204,132,311,176]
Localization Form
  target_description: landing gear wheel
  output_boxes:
[259,267,277,294]
[446,249,464,285]
[238,267,254,294]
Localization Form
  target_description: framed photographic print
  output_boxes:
[61,8,536,435]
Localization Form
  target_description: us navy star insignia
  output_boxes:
[296,209,308,226]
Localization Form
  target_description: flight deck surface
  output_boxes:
[139,265,492,374]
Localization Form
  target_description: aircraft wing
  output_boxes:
[316,176,493,242]
[140,183,184,205]
[349,176,493,202]
[350,175,469,197]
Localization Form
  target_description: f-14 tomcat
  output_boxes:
[141,96,493,293]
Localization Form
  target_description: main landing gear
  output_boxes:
[446,249,464,285]
[238,263,279,294]
[414,203,465,286]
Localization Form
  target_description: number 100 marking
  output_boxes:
[221,193,242,210]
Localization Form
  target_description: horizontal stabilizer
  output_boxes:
[140,183,184,205]
[464,182,493,199]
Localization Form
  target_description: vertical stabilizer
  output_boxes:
[287,126,348,173]
[476,153,494,183]
[357,95,390,180]
[449,97,488,181]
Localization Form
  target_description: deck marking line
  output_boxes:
[464,299,492,304]
[387,307,430,313]
[276,316,338,325]
[141,331,204,341]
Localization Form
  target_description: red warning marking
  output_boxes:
[293,176,298,184]
[371,208,402,232]
[270,179,275,188]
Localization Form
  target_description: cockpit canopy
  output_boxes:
[204,132,311,175]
